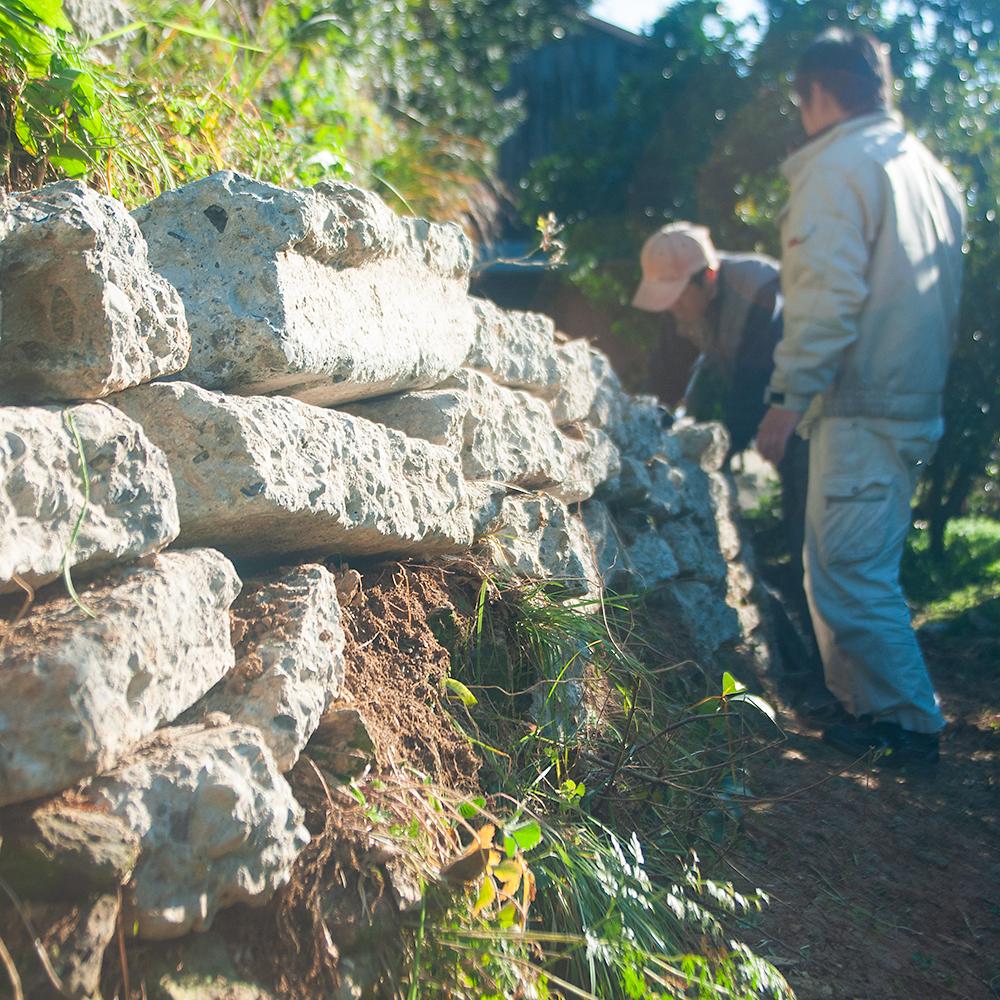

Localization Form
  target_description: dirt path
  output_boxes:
[730,632,999,999]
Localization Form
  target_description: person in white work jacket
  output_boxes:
[756,29,965,766]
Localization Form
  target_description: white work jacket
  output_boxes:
[767,110,965,422]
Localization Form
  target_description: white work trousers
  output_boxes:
[803,416,945,733]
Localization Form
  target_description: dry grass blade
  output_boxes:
[0,877,69,998]
[0,931,24,1000]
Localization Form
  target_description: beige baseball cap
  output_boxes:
[631,222,719,312]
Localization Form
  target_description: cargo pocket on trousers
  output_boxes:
[819,474,893,565]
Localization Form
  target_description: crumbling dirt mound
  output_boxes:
[729,632,1000,1000]
[329,560,482,791]
[215,560,491,999]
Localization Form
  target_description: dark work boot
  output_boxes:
[822,720,940,767]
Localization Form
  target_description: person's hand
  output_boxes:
[756,406,803,466]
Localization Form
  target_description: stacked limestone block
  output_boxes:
[1,170,770,972]
[0,183,315,957]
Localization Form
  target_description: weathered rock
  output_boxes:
[343,370,617,504]
[645,457,687,522]
[134,172,475,404]
[659,520,728,585]
[671,419,730,472]
[667,580,741,656]
[0,181,189,403]
[550,338,600,425]
[625,531,680,590]
[580,500,632,591]
[452,369,619,503]
[112,381,472,558]
[64,0,131,43]
[0,804,140,900]
[189,564,345,771]
[0,549,240,806]
[2,894,120,999]
[586,349,627,431]
[709,471,743,561]
[0,402,179,593]
[341,389,467,451]
[594,454,653,509]
[146,933,276,1000]
[557,425,621,505]
[466,480,508,536]
[310,706,376,780]
[480,495,596,595]
[611,395,677,462]
[467,299,562,397]
[84,723,309,940]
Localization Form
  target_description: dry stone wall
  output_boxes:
[0,173,771,964]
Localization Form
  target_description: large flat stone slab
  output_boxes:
[187,563,345,771]
[0,181,189,403]
[480,495,597,596]
[134,172,475,405]
[112,381,473,558]
[0,549,240,806]
[467,299,562,398]
[0,402,179,593]
[341,370,619,504]
[83,723,309,940]
[550,338,600,425]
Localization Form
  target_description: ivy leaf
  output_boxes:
[497,901,518,929]
[444,677,477,706]
[721,671,746,696]
[458,796,486,820]
[729,692,777,723]
[503,820,542,857]
[471,872,496,916]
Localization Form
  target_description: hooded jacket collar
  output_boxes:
[781,109,903,183]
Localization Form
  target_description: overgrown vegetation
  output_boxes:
[321,569,792,998]
[1,0,583,224]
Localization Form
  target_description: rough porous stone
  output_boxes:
[84,723,309,940]
[112,381,472,558]
[467,299,562,397]
[0,804,140,900]
[341,389,467,451]
[343,370,617,504]
[660,520,728,584]
[624,531,680,591]
[481,495,596,595]
[556,425,621,505]
[4,894,120,999]
[666,580,741,656]
[671,419,730,472]
[0,549,240,807]
[586,350,627,431]
[0,402,179,593]
[645,457,687,522]
[580,500,632,592]
[189,564,345,771]
[709,471,743,561]
[135,171,475,405]
[146,933,276,1000]
[0,181,189,403]
[310,706,377,781]
[64,0,131,42]
[611,395,678,462]
[550,338,600,425]
[594,454,653,509]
